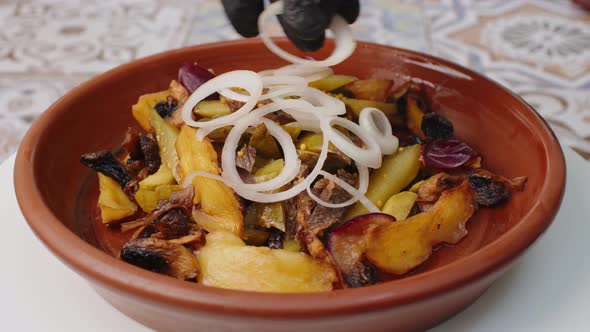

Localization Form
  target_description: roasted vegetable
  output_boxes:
[168,80,189,104]
[382,191,418,221]
[422,138,479,170]
[175,125,243,236]
[197,231,336,292]
[131,90,170,131]
[178,62,215,94]
[342,79,393,102]
[235,145,256,173]
[80,151,131,187]
[139,135,161,173]
[406,96,425,139]
[255,202,286,232]
[297,133,337,153]
[97,173,137,224]
[134,184,181,213]
[346,144,422,219]
[154,96,178,118]
[468,169,526,207]
[253,158,284,183]
[421,113,453,139]
[327,213,394,287]
[120,238,198,280]
[147,208,192,240]
[366,181,477,275]
[341,97,398,119]
[193,100,231,118]
[283,239,301,252]
[122,127,143,160]
[149,107,181,183]
[134,188,160,213]
[281,125,302,141]
[307,170,356,237]
[416,173,464,210]
[138,163,176,190]
[249,124,281,159]
[309,75,357,91]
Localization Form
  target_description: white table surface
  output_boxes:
[2,148,589,332]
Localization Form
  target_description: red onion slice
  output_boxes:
[422,138,479,170]
[178,62,216,94]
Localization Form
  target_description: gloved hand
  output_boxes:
[221,0,360,52]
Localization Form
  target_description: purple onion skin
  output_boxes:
[422,139,479,170]
[178,62,216,99]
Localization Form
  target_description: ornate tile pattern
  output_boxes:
[424,0,590,157]
[0,0,588,160]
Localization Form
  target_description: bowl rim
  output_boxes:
[14,38,566,318]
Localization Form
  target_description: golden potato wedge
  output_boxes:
[197,231,336,292]
[365,181,477,275]
[346,144,421,219]
[97,173,137,223]
[138,162,176,190]
[149,108,181,183]
[131,90,169,131]
[382,191,418,221]
[176,125,243,237]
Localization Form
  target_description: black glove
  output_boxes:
[221,0,360,52]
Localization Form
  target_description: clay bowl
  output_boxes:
[14,38,565,332]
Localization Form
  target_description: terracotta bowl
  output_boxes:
[14,39,565,332]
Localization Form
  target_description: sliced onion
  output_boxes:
[219,75,307,103]
[321,116,383,168]
[302,67,334,82]
[258,1,356,67]
[306,163,370,209]
[231,123,331,203]
[274,64,334,82]
[221,116,300,192]
[359,107,399,155]
[262,75,307,87]
[271,87,346,116]
[181,70,263,129]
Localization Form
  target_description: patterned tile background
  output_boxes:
[0,0,588,160]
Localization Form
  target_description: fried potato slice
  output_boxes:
[175,125,243,237]
[366,181,476,275]
[197,231,336,293]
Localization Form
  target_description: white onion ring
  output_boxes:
[271,88,346,116]
[306,163,370,208]
[274,64,334,82]
[182,70,262,129]
[219,75,307,102]
[321,116,383,168]
[258,1,356,67]
[359,107,399,155]
[221,113,300,192]
[231,121,331,203]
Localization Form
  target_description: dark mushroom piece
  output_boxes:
[120,238,199,280]
[80,151,131,186]
[138,134,161,174]
[421,113,454,139]
[154,96,178,118]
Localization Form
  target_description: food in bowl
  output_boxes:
[79,60,526,292]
